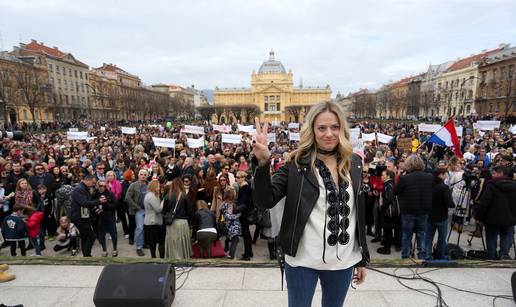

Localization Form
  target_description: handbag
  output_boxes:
[163,194,180,225]
[386,196,400,219]
[216,213,228,237]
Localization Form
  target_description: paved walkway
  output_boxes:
[0,265,514,307]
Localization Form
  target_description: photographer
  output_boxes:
[475,166,516,260]
[70,175,107,257]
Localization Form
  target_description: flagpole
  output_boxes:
[415,119,453,152]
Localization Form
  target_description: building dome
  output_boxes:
[258,50,286,74]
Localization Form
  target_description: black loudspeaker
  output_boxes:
[93,264,175,307]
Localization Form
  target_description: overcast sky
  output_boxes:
[1,0,515,96]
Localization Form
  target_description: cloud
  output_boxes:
[0,0,515,95]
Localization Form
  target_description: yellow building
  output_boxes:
[213,50,331,123]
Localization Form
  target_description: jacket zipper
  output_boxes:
[356,179,363,249]
[290,175,304,253]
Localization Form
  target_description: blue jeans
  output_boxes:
[135,209,145,250]
[401,214,428,259]
[425,219,448,259]
[284,263,353,307]
[485,224,514,259]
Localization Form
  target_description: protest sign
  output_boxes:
[238,124,255,133]
[288,123,300,129]
[289,132,300,141]
[182,125,205,135]
[221,134,242,144]
[121,127,136,134]
[66,131,88,140]
[377,133,393,144]
[152,137,176,148]
[267,133,276,144]
[362,133,376,142]
[475,120,500,131]
[397,137,412,152]
[213,124,231,133]
[187,137,204,148]
[418,124,441,133]
[68,128,79,132]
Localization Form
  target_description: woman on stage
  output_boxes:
[252,100,369,307]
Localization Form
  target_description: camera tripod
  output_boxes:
[447,181,474,247]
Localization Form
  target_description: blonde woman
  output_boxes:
[253,100,368,307]
[143,180,164,258]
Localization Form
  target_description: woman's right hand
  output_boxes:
[253,117,271,166]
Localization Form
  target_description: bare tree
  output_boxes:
[14,62,48,124]
[0,66,18,124]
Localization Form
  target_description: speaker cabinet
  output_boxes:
[93,264,175,307]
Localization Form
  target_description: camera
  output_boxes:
[368,162,386,177]
[462,169,478,187]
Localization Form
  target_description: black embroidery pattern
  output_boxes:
[315,159,351,252]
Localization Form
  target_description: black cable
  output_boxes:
[175,266,195,291]
[368,266,514,307]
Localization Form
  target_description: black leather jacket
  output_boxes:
[253,153,370,267]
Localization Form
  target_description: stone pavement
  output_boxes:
[0,265,515,307]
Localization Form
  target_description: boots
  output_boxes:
[268,241,277,260]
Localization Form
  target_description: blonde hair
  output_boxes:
[147,180,161,196]
[289,100,353,180]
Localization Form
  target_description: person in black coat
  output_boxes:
[425,169,455,259]
[29,163,56,194]
[394,155,433,259]
[235,170,253,260]
[70,175,107,257]
[377,170,400,255]
[93,180,118,257]
[475,166,516,259]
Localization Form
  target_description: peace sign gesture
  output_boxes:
[253,117,271,165]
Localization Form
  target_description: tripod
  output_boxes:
[447,181,472,246]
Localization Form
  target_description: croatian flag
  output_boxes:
[427,119,463,158]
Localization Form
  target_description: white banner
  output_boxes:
[100,127,106,132]
[510,125,516,134]
[289,132,300,141]
[362,133,376,142]
[271,120,280,127]
[68,128,79,132]
[476,120,501,131]
[182,125,205,135]
[238,124,255,133]
[187,137,204,148]
[267,133,276,144]
[288,123,300,129]
[66,131,88,140]
[86,137,96,142]
[456,126,463,137]
[213,124,231,133]
[121,127,136,134]
[152,137,176,148]
[350,127,361,141]
[418,124,441,133]
[377,133,393,144]
[221,134,242,144]
[351,138,364,151]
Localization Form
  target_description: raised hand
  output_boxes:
[253,117,271,165]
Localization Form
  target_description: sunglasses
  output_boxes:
[98,185,106,188]
[36,168,44,171]
[224,168,230,170]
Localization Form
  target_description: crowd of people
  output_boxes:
[0,115,514,262]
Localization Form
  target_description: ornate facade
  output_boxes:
[213,50,331,123]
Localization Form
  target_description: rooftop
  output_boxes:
[258,50,287,74]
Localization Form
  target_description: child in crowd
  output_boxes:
[1,204,28,256]
[54,216,79,256]
[25,206,44,256]
[34,184,57,248]
[219,189,241,259]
